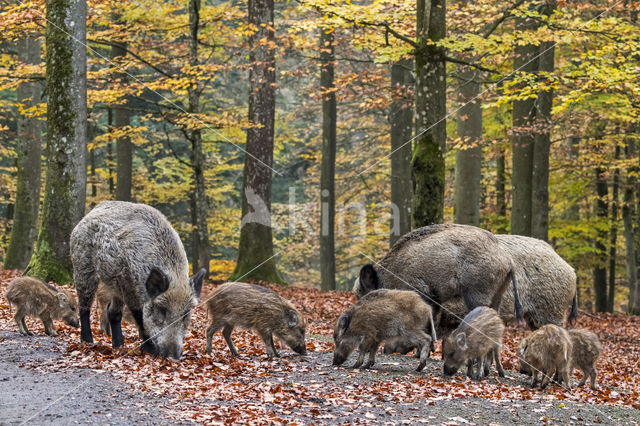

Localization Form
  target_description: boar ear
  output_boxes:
[146,268,170,299]
[454,332,467,350]
[189,268,206,299]
[336,313,351,339]
[358,264,380,294]
[285,308,300,328]
[57,292,67,308]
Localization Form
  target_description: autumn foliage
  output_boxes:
[1,269,638,422]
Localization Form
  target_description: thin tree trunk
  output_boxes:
[454,65,482,226]
[188,0,210,275]
[511,14,538,236]
[390,59,413,246]
[4,37,42,270]
[594,164,609,312]
[566,136,581,220]
[231,0,283,283]
[607,144,620,312]
[496,147,507,232]
[320,27,336,291]
[623,135,638,313]
[111,42,132,202]
[107,109,115,195]
[531,1,555,241]
[27,0,87,284]
[412,0,446,227]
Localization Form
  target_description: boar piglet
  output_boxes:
[568,329,601,390]
[71,201,206,360]
[96,283,136,336]
[6,277,79,336]
[442,307,504,380]
[333,289,434,371]
[519,324,572,389]
[205,282,306,357]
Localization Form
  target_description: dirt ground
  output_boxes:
[1,330,639,425]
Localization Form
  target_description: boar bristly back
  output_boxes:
[71,201,206,360]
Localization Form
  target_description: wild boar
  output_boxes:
[352,224,524,325]
[96,283,136,336]
[333,289,434,371]
[519,324,572,389]
[71,201,206,360]
[5,276,79,336]
[205,282,306,357]
[568,329,602,390]
[442,307,505,380]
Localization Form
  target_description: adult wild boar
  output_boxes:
[6,276,79,336]
[353,224,523,323]
[71,201,206,360]
[434,235,577,338]
[442,307,505,380]
[333,289,435,371]
[205,282,306,357]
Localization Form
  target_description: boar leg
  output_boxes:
[589,368,598,390]
[493,348,505,377]
[466,360,475,379]
[353,340,371,369]
[222,325,240,357]
[363,343,379,369]
[205,320,224,354]
[15,308,32,336]
[99,307,111,336]
[75,267,99,345]
[260,331,279,358]
[107,298,125,348]
[42,315,57,337]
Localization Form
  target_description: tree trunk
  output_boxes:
[107,109,115,195]
[496,147,507,232]
[111,42,132,202]
[531,2,555,241]
[188,0,210,275]
[454,65,482,226]
[607,145,620,312]
[566,136,581,220]
[27,0,87,284]
[4,37,42,270]
[390,59,413,246]
[623,136,638,313]
[594,165,609,312]
[412,0,446,228]
[511,15,538,237]
[320,27,336,291]
[230,0,283,283]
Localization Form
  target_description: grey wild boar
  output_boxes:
[519,324,572,389]
[96,283,136,336]
[568,329,602,390]
[5,276,79,336]
[71,201,206,360]
[205,282,306,357]
[432,235,577,344]
[352,224,524,325]
[442,307,505,380]
[333,289,435,371]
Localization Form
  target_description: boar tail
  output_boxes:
[568,292,578,327]
[510,269,525,328]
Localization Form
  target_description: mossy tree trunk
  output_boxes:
[511,14,538,237]
[4,37,43,270]
[111,41,132,202]
[594,163,609,312]
[496,148,507,233]
[390,59,413,246]
[453,64,482,227]
[320,27,336,291]
[622,136,637,313]
[531,1,556,242]
[412,0,446,228]
[188,0,210,275]
[230,0,284,284]
[607,145,620,312]
[27,0,87,284]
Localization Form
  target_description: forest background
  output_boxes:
[0,0,639,314]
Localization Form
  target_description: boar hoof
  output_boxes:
[498,371,505,378]
[363,361,374,369]
[416,362,426,372]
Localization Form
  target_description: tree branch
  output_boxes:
[88,39,173,77]
[444,55,499,74]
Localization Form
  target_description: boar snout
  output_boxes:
[294,345,307,355]
[443,363,458,376]
[64,315,80,328]
[333,350,347,366]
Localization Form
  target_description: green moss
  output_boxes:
[411,137,445,227]
[26,238,73,284]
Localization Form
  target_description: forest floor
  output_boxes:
[1,269,639,425]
